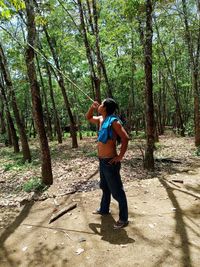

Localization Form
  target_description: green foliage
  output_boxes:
[131,131,146,139]
[84,151,97,157]
[185,121,194,137]
[9,0,25,10]
[3,158,39,172]
[0,132,8,144]
[4,159,24,171]
[23,177,48,193]
[154,142,162,150]
[0,0,198,150]
[195,146,200,157]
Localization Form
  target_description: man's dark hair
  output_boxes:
[103,98,119,115]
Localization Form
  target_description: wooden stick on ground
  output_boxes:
[171,179,184,183]
[49,203,77,224]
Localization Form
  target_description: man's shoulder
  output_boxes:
[110,115,122,125]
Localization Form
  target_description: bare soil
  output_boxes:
[0,134,200,267]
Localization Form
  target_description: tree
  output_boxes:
[43,27,78,148]
[0,42,31,162]
[46,63,62,144]
[181,0,200,146]
[0,82,20,152]
[25,0,53,185]
[144,0,155,170]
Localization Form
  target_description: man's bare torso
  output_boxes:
[98,117,117,158]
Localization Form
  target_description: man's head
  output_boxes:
[98,98,118,115]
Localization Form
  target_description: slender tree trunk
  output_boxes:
[144,0,155,171]
[44,28,78,148]
[0,100,6,134]
[25,0,53,185]
[0,100,8,146]
[6,117,12,146]
[182,0,200,146]
[46,63,62,143]
[36,55,53,140]
[0,43,31,162]
[157,71,164,134]
[92,0,113,98]
[0,84,19,152]
[128,28,136,133]
[154,18,185,136]
[77,0,101,102]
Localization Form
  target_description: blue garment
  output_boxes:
[99,158,128,221]
[98,115,121,144]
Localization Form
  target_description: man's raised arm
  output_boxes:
[86,101,100,124]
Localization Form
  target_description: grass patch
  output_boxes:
[154,142,162,150]
[4,159,27,172]
[131,131,146,139]
[23,177,48,193]
[195,146,200,156]
[85,151,97,157]
[3,158,40,172]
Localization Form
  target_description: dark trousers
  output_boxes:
[99,158,128,222]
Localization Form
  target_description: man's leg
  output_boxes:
[98,160,111,214]
[103,162,128,222]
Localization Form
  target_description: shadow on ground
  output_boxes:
[89,215,135,245]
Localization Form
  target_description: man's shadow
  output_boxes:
[89,215,135,245]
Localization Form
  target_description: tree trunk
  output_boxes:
[6,117,13,146]
[92,0,113,98]
[44,28,78,148]
[144,0,155,171]
[0,100,6,135]
[77,0,101,103]
[154,18,185,136]
[128,28,136,133]
[0,100,8,146]
[0,84,19,152]
[25,0,53,185]
[182,0,200,146]
[36,55,53,141]
[46,63,62,143]
[0,42,31,162]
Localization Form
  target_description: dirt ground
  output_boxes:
[0,134,200,267]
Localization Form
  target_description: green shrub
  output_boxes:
[85,151,97,157]
[185,121,194,137]
[23,177,48,193]
[131,131,146,139]
[4,159,26,171]
[195,146,200,157]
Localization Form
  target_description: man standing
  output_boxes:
[86,98,129,229]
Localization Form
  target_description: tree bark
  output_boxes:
[46,63,62,143]
[25,0,53,185]
[36,55,53,141]
[0,100,6,135]
[92,0,113,98]
[144,0,155,171]
[44,28,78,148]
[182,0,200,146]
[77,0,101,102]
[0,83,19,152]
[0,42,31,162]
[154,18,185,136]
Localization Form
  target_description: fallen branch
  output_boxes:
[58,190,77,197]
[49,203,77,224]
[171,179,184,184]
[155,158,182,164]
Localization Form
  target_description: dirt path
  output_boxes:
[0,135,200,266]
[0,168,200,267]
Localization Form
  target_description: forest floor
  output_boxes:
[0,131,200,267]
